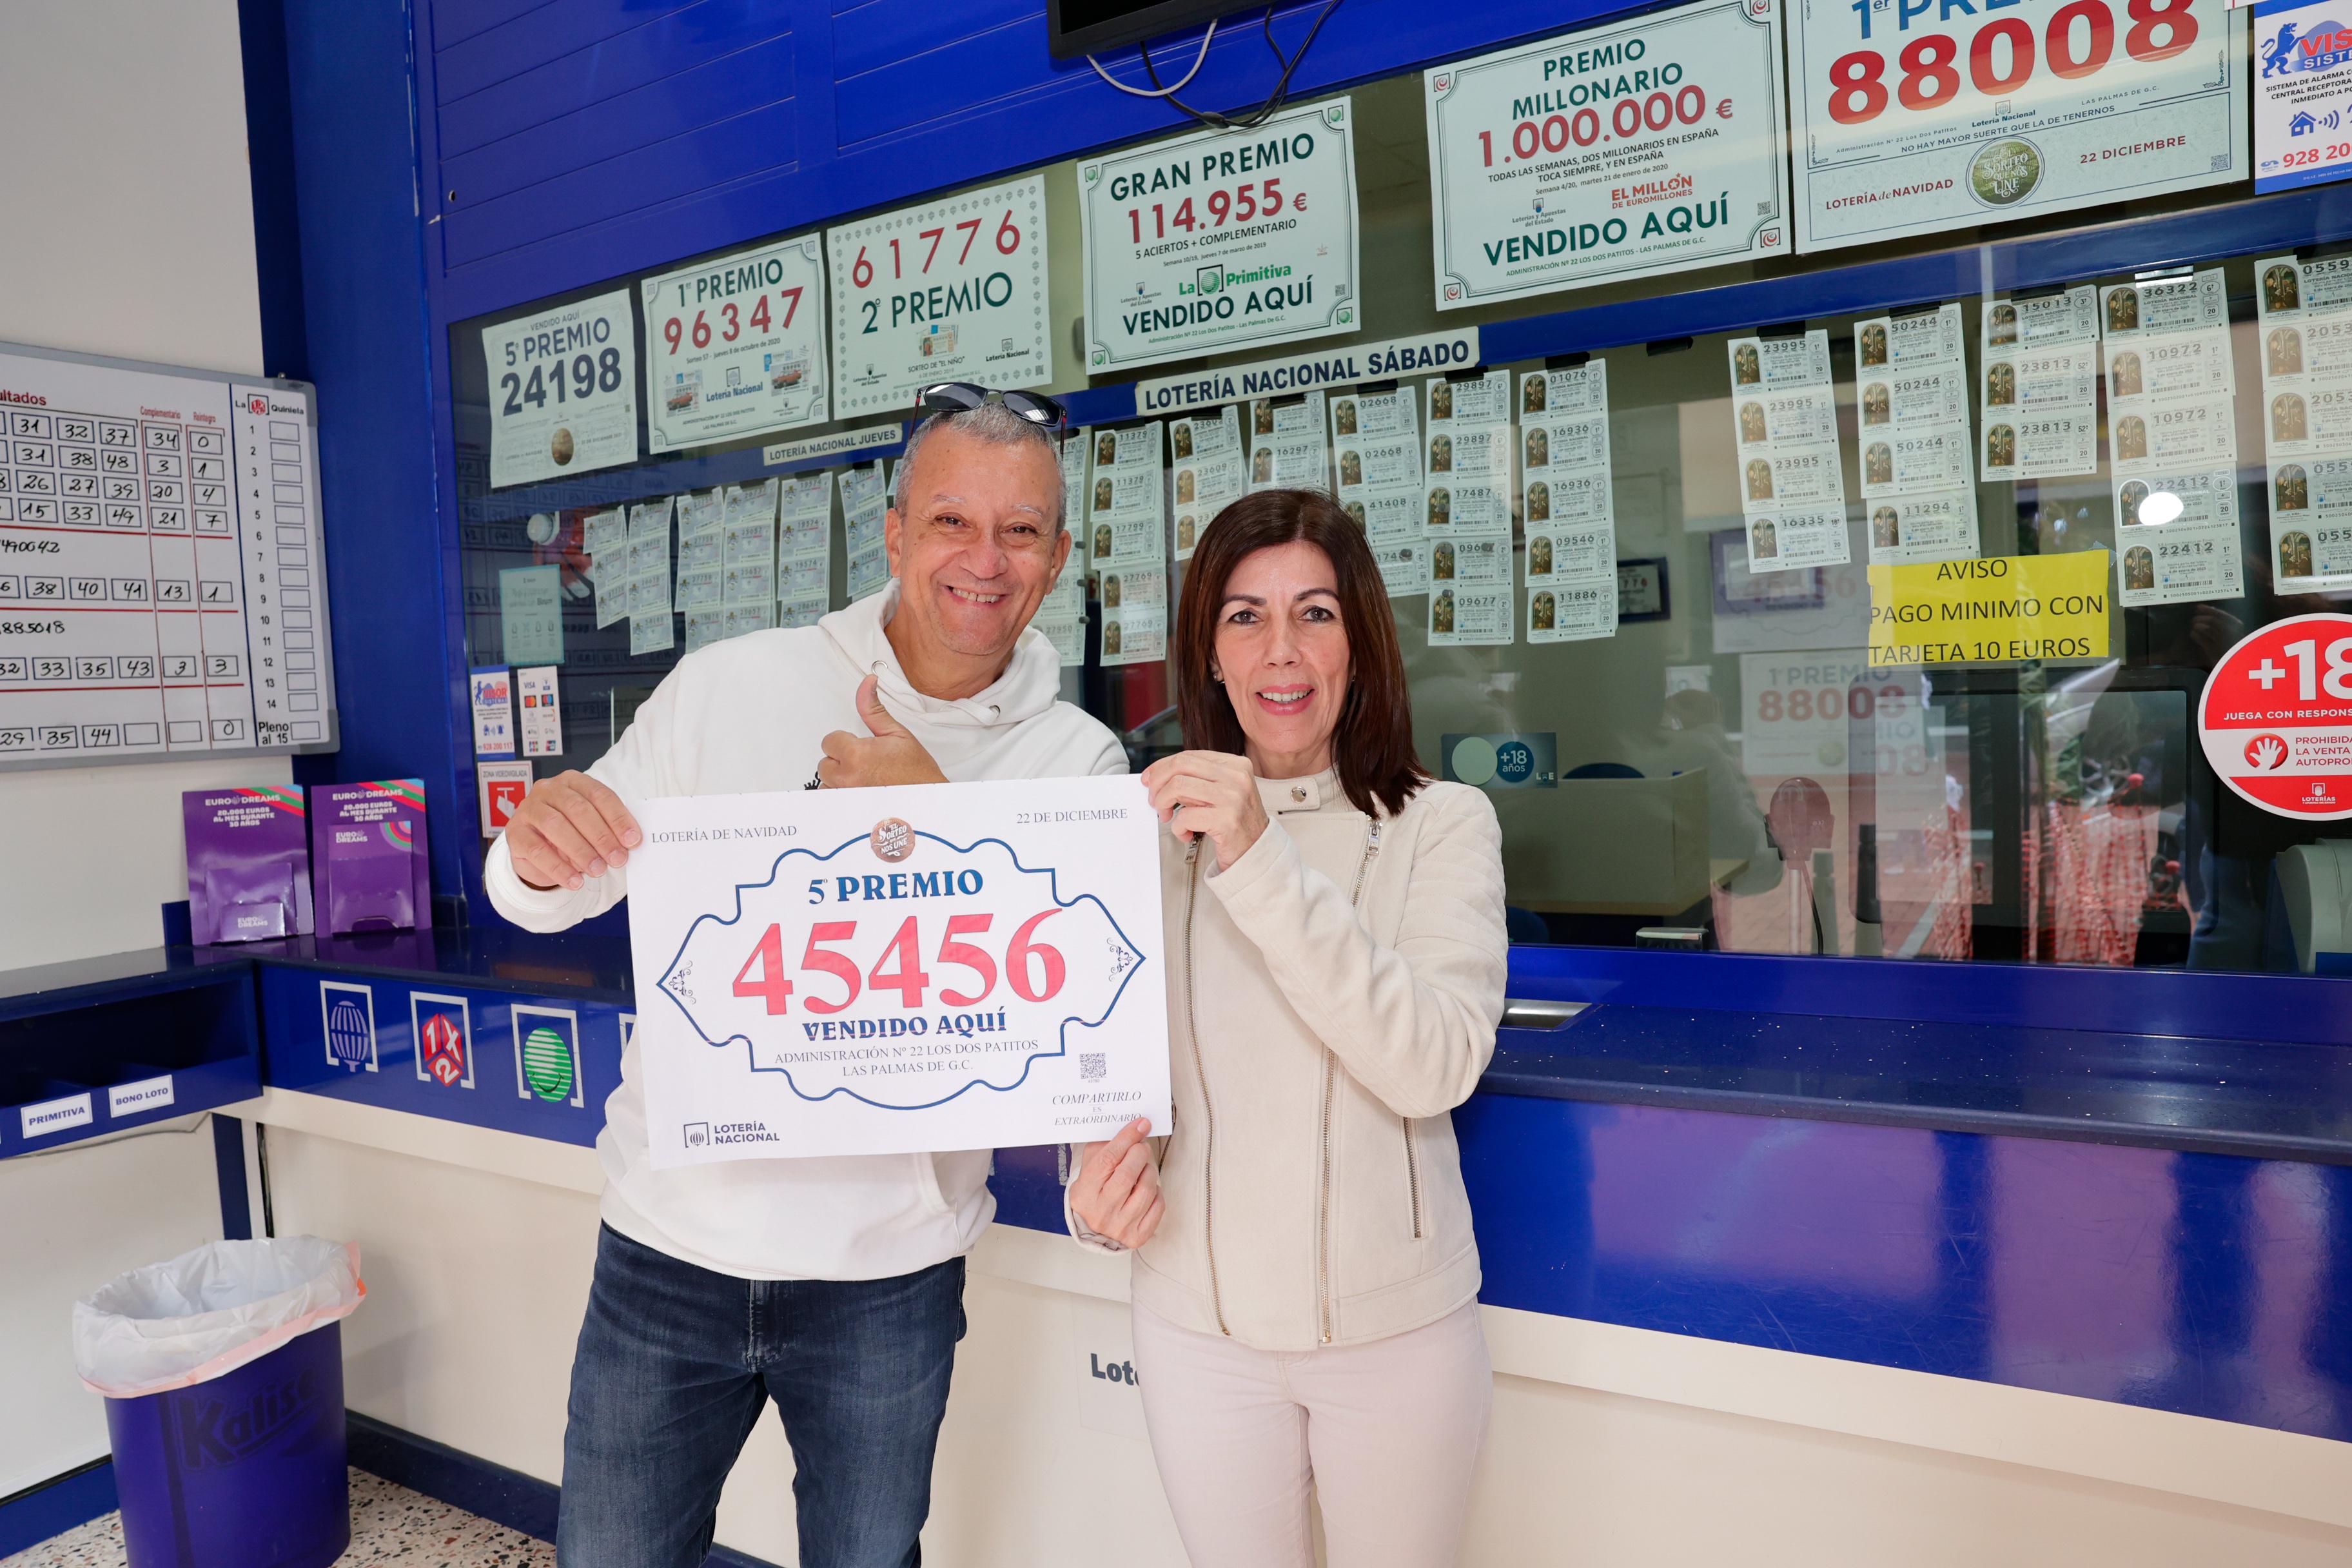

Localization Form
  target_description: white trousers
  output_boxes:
[1131,1300,1493,1568]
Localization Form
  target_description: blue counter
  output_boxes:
[7,926,2351,1447]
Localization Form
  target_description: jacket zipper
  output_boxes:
[1180,839,1228,1335]
[1404,1119,1423,1241]
[1317,819,1384,1344]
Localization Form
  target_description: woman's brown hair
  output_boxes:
[1175,488,1431,818]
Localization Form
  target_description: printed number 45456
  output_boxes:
[732,912,1066,1015]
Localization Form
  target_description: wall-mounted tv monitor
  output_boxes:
[1048,0,1260,61]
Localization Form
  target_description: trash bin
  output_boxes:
[73,1237,366,1568]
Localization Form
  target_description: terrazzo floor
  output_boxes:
[1,1469,554,1568]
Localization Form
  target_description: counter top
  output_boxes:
[0,921,632,1023]
[1490,1005,2352,1165]
[0,945,255,1022]
[12,922,2349,1164]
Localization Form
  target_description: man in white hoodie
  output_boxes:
[484,398,1123,1568]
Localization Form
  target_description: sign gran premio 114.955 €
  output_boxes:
[1079,99,1362,374]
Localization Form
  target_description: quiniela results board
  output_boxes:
[1789,0,2248,252]
[0,342,337,768]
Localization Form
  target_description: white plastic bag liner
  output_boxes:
[73,1235,365,1400]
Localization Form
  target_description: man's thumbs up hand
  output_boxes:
[856,674,911,740]
[818,674,950,789]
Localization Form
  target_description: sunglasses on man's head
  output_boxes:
[915,382,1066,431]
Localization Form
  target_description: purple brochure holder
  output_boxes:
[182,787,313,944]
[310,779,433,936]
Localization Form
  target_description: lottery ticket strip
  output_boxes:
[0,347,332,763]
[558,295,2306,674]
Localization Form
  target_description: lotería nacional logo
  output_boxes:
[320,982,377,1073]
[870,816,914,863]
[411,993,474,1089]
[511,1005,583,1107]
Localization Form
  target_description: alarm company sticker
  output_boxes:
[626,775,1170,1165]
[2255,0,2352,194]
[321,981,378,1074]
[412,993,475,1090]
[2198,612,2352,820]
[512,1005,585,1107]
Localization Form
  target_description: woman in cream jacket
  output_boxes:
[1069,488,1509,1568]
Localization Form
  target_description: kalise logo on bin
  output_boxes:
[173,1367,324,1468]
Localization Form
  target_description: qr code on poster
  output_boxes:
[1081,1053,1106,1081]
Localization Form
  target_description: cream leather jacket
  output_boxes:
[1071,768,1509,1351]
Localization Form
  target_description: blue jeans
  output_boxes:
[557,1224,966,1568]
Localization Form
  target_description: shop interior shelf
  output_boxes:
[0,956,260,1159]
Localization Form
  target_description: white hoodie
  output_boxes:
[485,582,1125,1280]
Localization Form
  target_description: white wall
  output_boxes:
[0,0,289,958]
[0,0,280,1496]
[0,1122,230,1496]
[257,1098,2352,1568]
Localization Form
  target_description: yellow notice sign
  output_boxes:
[1866,552,2112,667]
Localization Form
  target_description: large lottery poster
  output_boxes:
[642,236,830,452]
[1788,0,2248,253]
[483,290,640,488]
[1079,101,1361,373]
[1426,0,1792,309]
[627,778,1170,1162]
[828,176,1054,418]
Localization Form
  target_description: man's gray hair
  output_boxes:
[892,401,1066,533]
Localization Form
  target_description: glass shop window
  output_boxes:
[447,51,2349,977]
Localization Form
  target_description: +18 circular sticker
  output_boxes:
[2197,612,2352,822]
